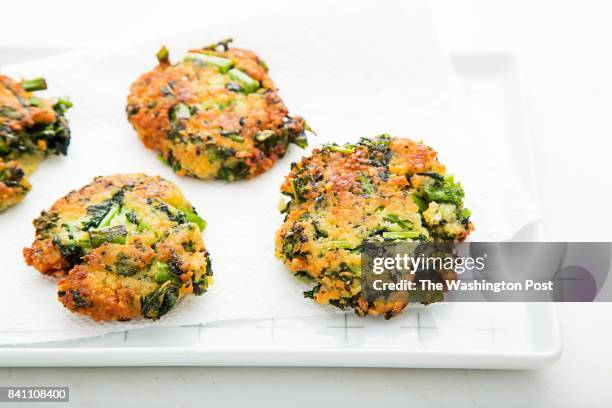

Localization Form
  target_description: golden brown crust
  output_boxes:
[58,264,143,322]
[23,238,66,277]
[126,42,307,181]
[275,135,473,318]
[24,173,212,321]
[0,160,31,212]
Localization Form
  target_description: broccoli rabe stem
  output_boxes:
[204,38,234,51]
[21,78,47,92]
[382,231,420,240]
[97,204,120,228]
[156,46,170,64]
[326,144,355,154]
[321,240,357,252]
[411,195,427,212]
[180,207,207,231]
[185,53,234,73]
[292,132,308,149]
[383,214,413,230]
[89,225,127,248]
[228,69,260,93]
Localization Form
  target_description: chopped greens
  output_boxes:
[185,53,234,73]
[324,144,355,154]
[156,46,170,64]
[20,77,47,92]
[227,68,260,93]
[89,225,127,248]
[382,231,421,240]
[420,173,465,205]
[141,280,180,319]
[169,103,191,122]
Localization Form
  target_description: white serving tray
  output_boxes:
[0,51,561,368]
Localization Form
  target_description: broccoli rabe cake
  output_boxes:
[274,135,473,318]
[23,174,212,322]
[127,38,309,182]
[0,75,71,211]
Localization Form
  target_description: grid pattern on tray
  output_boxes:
[15,302,550,354]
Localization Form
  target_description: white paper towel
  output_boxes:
[0,0,540,344]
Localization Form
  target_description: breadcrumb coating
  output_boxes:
[275,135,473,318]
[24,174,212,321]
[127,39,308,181]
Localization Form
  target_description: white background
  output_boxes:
[1,0,611,406]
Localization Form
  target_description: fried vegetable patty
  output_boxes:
[275,135,473,318]
[127,39,308,181]
[0,75,71,211]
[23,174,212,321]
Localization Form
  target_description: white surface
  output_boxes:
[0,303,561,368]
[0,52,558,368]
[0,0,539,345]
[0,0,611,406]
[0,304,561,369]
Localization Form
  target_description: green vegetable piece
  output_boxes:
[407,288,444,304]
[458,208,472,223]
[228,134,244,142]
[157,46,170,64]
[383,214,413,230]
[154,261,173,283]
[181,207,207,231]
[97,204,120,228]
[68,290,91,309]
[382,231,420,240]
[141,280,180,319]
[53,237,86,268]
[185,53,234,73]
[359,175,376,195]
[326,144,355,154]
[254,130,275,142]
[228,68,260,93]
[0,106,23,119]
[322,240,356,251]
[203,37,234,51]
[0,164,25,186]
[20,78,47,92]
[169,103,191,122]
[220,131,245,143]
[292,132,308,149]
[290,179,302,203]
[258,58,269,71]
[89,225,128,248]
[137,220,150,232]
[349,264,362,276]
[115,253,140,276]
[157,155,169,165]
[411,195,427,212]
[124,210,139,225]
[303,284,321,299]
[422,174,465,204]
[53,97,73,111]
[29,96,42,107]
